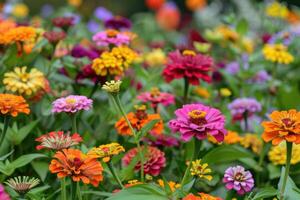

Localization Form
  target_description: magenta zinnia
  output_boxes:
[169,103,227,142]
[92,29,130,47]
[137,87,175,108]
[52,95,93,113]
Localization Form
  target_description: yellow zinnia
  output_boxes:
[190,159,212,181]
[265,1,288,19]
[262,44,294,64]
[269,142,300,165]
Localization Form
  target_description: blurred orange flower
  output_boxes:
[186,0,206,11]
[0,94,30,117]
[224,131,241,144]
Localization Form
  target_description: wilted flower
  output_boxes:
[169,103,227,142]
[43,31,66,44]
[92,29,130,47]
[262,44,294,64]
[102,80,122,94]
[0,94,30,117]
[87,143,125,162]
[3,66,45,96]
[190,159,212,181]
[269,142,300,165]
[35,131,82,150]
[240,134,262,154]
[157,179,180,192]
[262,109,300,145]
[163,50,213,85]
[52,95,93,113]
[49,149,103,186]
[0,184,10,200]
[228,98,262,121]
[122,146,166,176]
[223,165,254,195]
[104,16,131,30]
[5,176,39,194]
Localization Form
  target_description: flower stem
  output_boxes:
[243,111,248,132]
[88,78,100,98]
[76,182,82,200]
[0,116,10,147]
[107,162,124,189]
[112,94,145,182]
[183,77,189,104]
[279,141,293,200]
[61,178,67,200]
[180,162,191,188]
[71,114,77,133]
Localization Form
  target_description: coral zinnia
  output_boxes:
[3,66,45,96]
[49,149,103,186]
[87,143,125,162]
[115,105,164,136]
[122,146,166,176]
[35,131,82,150]
[169,103,227,142]
[52,95,93,113]
[262,110,300,145]
[0,94,30,117]
[163,50,212,85]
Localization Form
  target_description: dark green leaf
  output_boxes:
[252,187,277,200]
[137,119,159,140]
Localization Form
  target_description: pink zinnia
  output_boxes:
[223,165,254,195]
[52,95,93,113]
[169,103,227,142]
[92,29,130,47]
[162,50,213,85]
[122,146,166,176]
[0,184,10,200]
[137,87,175,108]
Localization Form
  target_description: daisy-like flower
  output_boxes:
[0,184,10,200]
[223,165,254,195]
[240,133,262,154]
[269,141,300,165]
[52,95,93,113]
[122,146,166,176]
[262,110,300,145]
[0,94,30,117]
[35,131,82,150]
[265,1,288,18]
[157,179,180,192]
[228,98,262,121]
[194,86,210,99]
[0,26,36,45]
[43,31,66,44]
[262,44,294,64]
[183,193,222,200]
[52,16,74,30]
[190,159,212,181]
[49,149,103,186]
[115,105,163,136]
[162,50,213,85]
[137,87,175,109]
[143,48,166,67]
[169,103,227,142]
[102,80,122,94]
[223,131,241,144]
[87,143,125,162]
[5,176,39,194]
[3,66,45,96]
[93,29,130,47]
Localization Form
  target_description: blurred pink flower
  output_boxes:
[92,29,130,47]
[0,184,10,200]
[52,95,93,113]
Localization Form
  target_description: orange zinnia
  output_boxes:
[262,110,300,145]
[49,149,103,187]
[115,106,163,136]
[0,94,30,117]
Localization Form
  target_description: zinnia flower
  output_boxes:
[183,193,222,200]
[52,95,93,113]
[102,80,122,94]
[190,159,212,181]
[269,141,300,165]
[35,131,82,150]
[223,165,254,195]
[0,26,36,45]
[265,1,288,18]
[0,184,10,200]
[0,94,30,117]
[239,133,262,154]
[262,44,294,64]
[122,146,166,176]
[228,98,262,121]
[92,29,130,47]
[3,66,45,96]
[223,131,241,144]
[193,86,210,99]
[162,50,213,85]
[104,16,131,30]
[5,176,39,194]
[43,31,66,44]
[115,105,163,136]
[157,179,180,192]
[49,149,103,186]
[169,103,227,142]
[52,16,74,30]
[262,110,300,145]
[87,143,125,162]
[143,48,166,67]
[144,133,179,147]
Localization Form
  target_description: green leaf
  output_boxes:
[120,154,139,181]
[0,149,14,161]
[278,167,300,199]
[236,18,248,35]
[137,119,159,140]
[81,191,112,197]
[11,154,47,169]
[267,164,281,180]
[31,161,49,181]
[106,184,168,200]
[239,158,262,172]
[28,185,51,195]
[202,145,253,164]
[7,120,39,145]
[252,187,277,200]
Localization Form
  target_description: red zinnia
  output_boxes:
[162,50,213,85]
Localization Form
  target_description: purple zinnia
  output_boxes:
[169,103,227,142]
[0,184,10,200]
[92,29,130,47]
[71,45,99,60]
[104,16,132,30]
[249,70,271,84]
[87,20,100,33]
[228,98,261,121]
[223,165,254,195]
[225,61,239,75]
[52,95,93,113]
[94,7,113,21]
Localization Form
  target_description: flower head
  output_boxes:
[183,193,222,200]
[219,88,232,97]
[223,165,254,195]
[262,110,300,145]
[52,95,93,113]
[223,131,241,144]
[5,176,39,194]
[0,184,10,200]
[269,141,300,165]
[49,149,103,186]
[163,50,213,85]
[43,31,66,44]
[0,26,36,45]
[93,29,130,47]
[35,131,82,150]
[240,133,262,154]
[190,159,212,181]
[137,87,175,108]
[169,103,227,142]
[0,94,30,117]
[102,80,122,94]
[3,66,45,96]
[122,146,166,176]
[228,98,261,121]
[87,143,125,162]
[194,87,210,99]
[144,133,179,147]
[157,179,180,192]
[104,16,131,30]
[143,48,166,67]
[52,16,74,29]
[94,7,113,21]
[262,44,294,64]
[265,1,288,18]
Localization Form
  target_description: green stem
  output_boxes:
[0,116,10,147]
[76,182,82,200]
[88,79,100,98]
[112,95,145,182]
[107,162,124,189]
[279,142,293,200]
[180,162,191,188]
[183,77,189,104]
[60,178,67,200]
[243,111,248,132]
[71,114,77,133]
[70,181,76,200]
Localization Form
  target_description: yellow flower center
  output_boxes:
[19,73,29,82]
[150,87,160,97]
[188,110,207,125]
[182,50,196,56]
[106,29,118,38]
[235,173,245,181]
[66,98,76,105]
